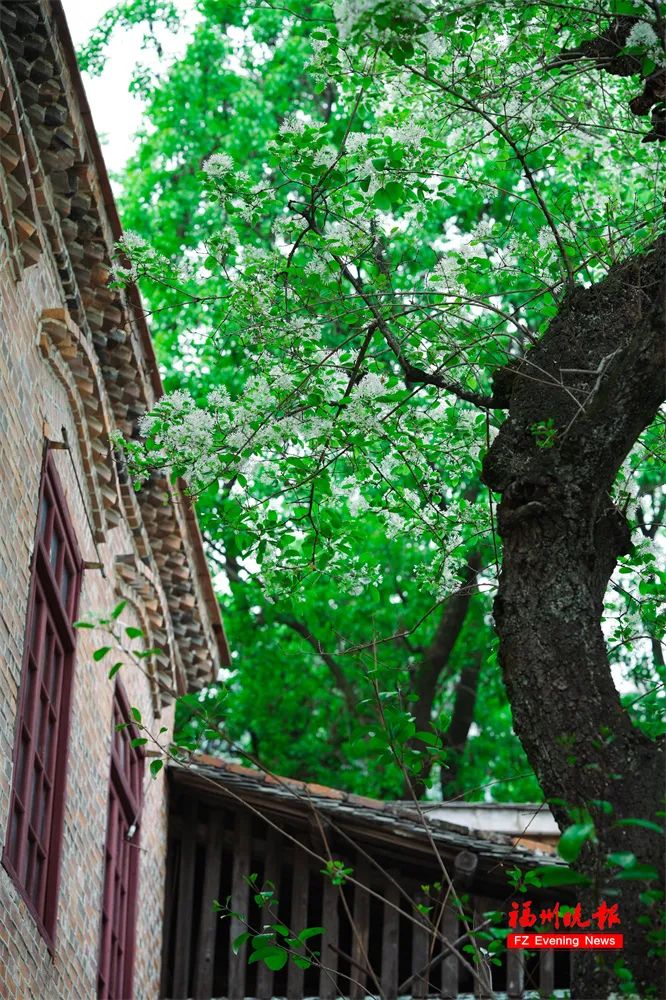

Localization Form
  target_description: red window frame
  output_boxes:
[2,450,83,949]
[97,682,145,1000]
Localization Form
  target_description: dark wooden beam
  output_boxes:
[172,798,198,999]
[472,897,493,999]
[540,949,555,998]
[257,828,282,1000]
[287,848,309,999]
[412,889,429,999]
[319,875,339,1000]
[350,857,371,1000]
[380,879,400,999]
[440,899,459,999]
[228,810,251,1000]
[507,944,525,999]
[193,809,224,999]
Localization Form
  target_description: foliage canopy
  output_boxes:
[83,0,665,803]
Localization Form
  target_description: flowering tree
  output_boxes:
[87,0,664,993]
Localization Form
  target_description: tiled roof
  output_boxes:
[170,756,562,883]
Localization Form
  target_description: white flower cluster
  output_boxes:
[323,219,369,254]
[386,123,427,146]
[627,20,659,50]
[333,0,383,40]
[626,19,666,66]
[345,131,370,154]
[313,146,337,168]
[203,153,234,178]
[279,113,306,135]
[113,231,178,284]
[537,226,557,249]
[122,230,151,251]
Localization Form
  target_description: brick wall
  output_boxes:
[0,241,172,998]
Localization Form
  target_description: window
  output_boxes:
[3,451,83,946]
[97,683,144,1000]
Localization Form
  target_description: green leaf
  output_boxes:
[557,822,595,862]
[607,852,636,869]
[108,662,122,680]
[297,926,324,942]
[149,759,164,778]
[125,626,144,639]
[110,600,127,620]
[73,620,94,629]
[93,646,112,662]
[248,947,288,971]
[615,818,663,835]
[130,737,148,748]
[131,706,142,724]
[232,931,251,955]
[531,865,592,888]
[613,864,658,881]
[263,950,288,971]
[373,188,392,212]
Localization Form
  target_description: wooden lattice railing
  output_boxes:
[161,792,570,999]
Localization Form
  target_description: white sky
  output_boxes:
[61,0,197,179]
[62,0,145,176]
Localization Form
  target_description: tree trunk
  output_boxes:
[483,238,665,997]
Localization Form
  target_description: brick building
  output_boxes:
[0,2,229,997]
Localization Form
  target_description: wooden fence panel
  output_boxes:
[256,828,282,1000]
[227,811,251,1000]
[319,876,339,1000]
[287,848,309,999]
[172,800,197,999]
[440,899,459,998]
[380,879,400,1000]
[507,945,525,999]
[349,857,371,1000]
[540,949,555,998]
[473,897,494,999]
[412,889,429,998]
[193,810,224,999]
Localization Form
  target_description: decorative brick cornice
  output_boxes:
[38,308,122,541]
[0,1,230,693]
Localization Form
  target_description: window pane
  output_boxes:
[5,455,82,942]
[38,495,50,539]
[60,561,71,606]
[98,689,144,999]
[49,531,60,572]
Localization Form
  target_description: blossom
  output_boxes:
[386,123,427,146]
[345,132,369,154]
[430,254,460,285]
[473,220,494,240]
[347,489,369,517]
[313,147,337,168]
[203,153,234,178]
[385,511,405,539]
[626,21,659,50]
[353,372,386,399]
[279,113,306,135]
[537,226,557,249]
[122,230,150,251]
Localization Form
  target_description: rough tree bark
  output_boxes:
[483,237,665,997]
